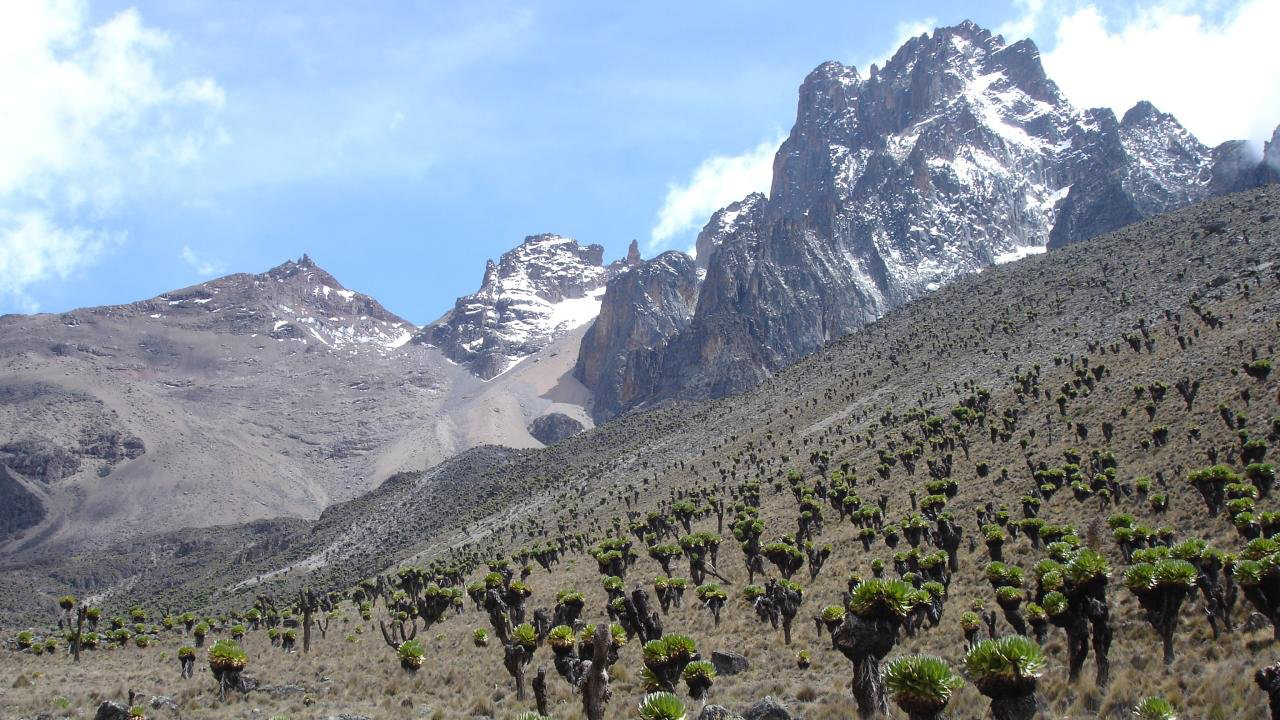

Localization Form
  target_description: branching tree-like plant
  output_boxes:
[505,622,538,700]
[964,635,1046,720]
[554,589,586,627]
[682,660,716,701]
[397,638,425,673]
[1042,548,1113,686]
[882,654,963,720]
[178,646,195,679]
[1125,559,1197,665]
[961,611,982,650]
[192,622,209,648]
[1189,465,1239,516]
[1233,541,1280,639]
[207,639,248,701]
[732,512,766,583]
[995,587,1027,636]
[695,584,728,626]
[641,634,697,693]
[1257,661,1280,720]
[649,543,683,577]
[762,537,805,580]
[832,579,913,718]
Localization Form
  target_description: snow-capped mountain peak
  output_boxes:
[574,19,1277,421]
[418,234,632,379]
[129,255,415,356]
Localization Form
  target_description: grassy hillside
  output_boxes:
[2,186,1279,719]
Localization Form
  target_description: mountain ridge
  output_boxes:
[576,20,1279,421]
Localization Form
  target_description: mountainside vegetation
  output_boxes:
[2,183,1278,719]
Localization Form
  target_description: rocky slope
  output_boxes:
[578,20,1279,421]
[574,252,701,420]
[0,252,603,563]
[0,256,453,561]
[418,234,640,379]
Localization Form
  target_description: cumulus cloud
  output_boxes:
[1038,0,1280,146]
[0,0,225,311]
[649,135,782,250]
[180,245,226,277]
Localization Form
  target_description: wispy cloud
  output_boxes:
[856,16,938,71]
[997,0,1046,40]
[0,212,119,312]
[1039,0,1280,146]
[0,0,225,312]
[180,245,226,277]
[649,134,782,251]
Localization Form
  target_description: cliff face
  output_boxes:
[574,252,700,420]
[577,21,1279,420]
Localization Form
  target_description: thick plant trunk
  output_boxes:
[581,625,613,720]
[989,691,1037,720]
[504,644,529,700]
[852,657,886,719]
[1257,663,1280,720]
[533,668,548,716]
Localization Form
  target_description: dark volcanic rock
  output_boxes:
[0,467,44,539]
[1262,124,1280,185]
[1048,101,1213,249]
[0,439,80,481]
[742,697,792,720]
[79,428,145,462]
[575,252,700,421]
[93,702,130,720]
[527,413,584,445]
[710,650,750,675]
[698,706,745,720]
[695,193,764,270]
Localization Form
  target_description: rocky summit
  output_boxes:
[418,234,640,379]
[577,20,1280,421]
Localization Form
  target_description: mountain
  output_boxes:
[578,20,1279,421]
[0,251,606,563]
[574,252,700,420]
[417,234,640,379]
[0,256,451,562]
[8,182,1275,681]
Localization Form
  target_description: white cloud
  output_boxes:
[0,212,119,312]
[1040,0,1280,146]
[180,245,226,277]
[857,17,938,71]
[649,135,782,250]
[0,0,225,311]
[997,0,1046,39]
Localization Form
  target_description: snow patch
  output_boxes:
[994,245,1047,264]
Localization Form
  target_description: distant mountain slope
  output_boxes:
[578,21,1278,421]
[0,253,600,563]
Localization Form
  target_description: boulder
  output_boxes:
[527,413,585,445]
[93,702,131,720]
[698,705,745,720]
[742,697,792,720]
[710,650,750,675]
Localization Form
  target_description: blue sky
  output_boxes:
[2,0,1278,323]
